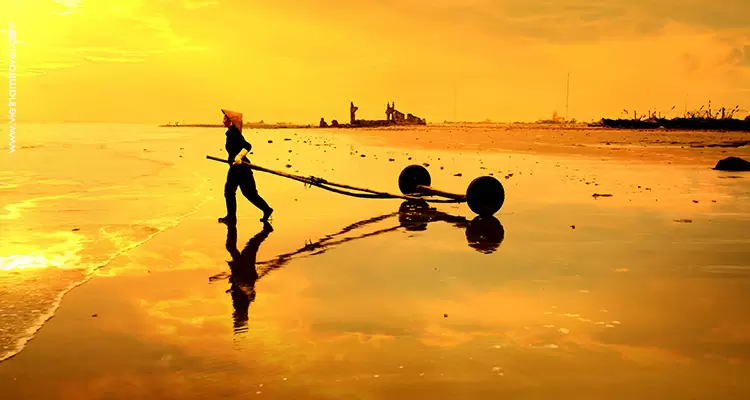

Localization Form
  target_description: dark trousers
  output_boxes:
[224,164,271,217]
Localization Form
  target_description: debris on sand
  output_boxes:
[570,225,576,229]
[713,156,750,171]
[389,158,395,162]
[693,140,750,148]
[674,219,693,223]
[454,173,462,177]
[592,193,613,198]
[268,140,273,143]
[286,164,292,168]
[692,200,699,203]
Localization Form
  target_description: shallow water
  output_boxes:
[1,124,749,398]
[0,124,216,360]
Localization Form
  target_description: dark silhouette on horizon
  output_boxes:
[596,102,750,131]
[224,221,273,333]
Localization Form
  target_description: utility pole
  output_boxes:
[453,84,457,123]
[684,93,687,116]
[565,72,570,121]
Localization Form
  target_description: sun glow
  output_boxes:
[0,254,67,271]
[0,232,84,271]
[52,0,82,15]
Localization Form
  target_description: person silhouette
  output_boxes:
[224,221,273,333]
[219,109,273,225]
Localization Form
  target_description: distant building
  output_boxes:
[537,110,566,124]
[384,101,425,125]
[323,101,427,127]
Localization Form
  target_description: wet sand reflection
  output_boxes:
[223,222,273,333]
[212,202,505,333]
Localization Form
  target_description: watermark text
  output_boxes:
[8,21,17,153]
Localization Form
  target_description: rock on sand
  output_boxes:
[713,157,750,172]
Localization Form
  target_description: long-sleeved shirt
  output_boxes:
[225,125,251,164]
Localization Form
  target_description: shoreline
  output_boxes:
[332,125,750,169]
[157,122,750,169]
[160,121,750,133]
[158,123,313,129]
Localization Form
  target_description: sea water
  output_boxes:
[0,123,219,361]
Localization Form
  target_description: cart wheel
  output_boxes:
[398,165,431,195]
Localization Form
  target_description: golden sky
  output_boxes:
[1,0,749,124]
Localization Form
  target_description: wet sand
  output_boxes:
[345,123,750,166]
[1,124,749,399]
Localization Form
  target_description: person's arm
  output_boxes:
[233,136,252,164]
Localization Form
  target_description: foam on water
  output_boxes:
[0,189,213,362]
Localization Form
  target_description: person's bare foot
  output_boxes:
[260,208,273,222]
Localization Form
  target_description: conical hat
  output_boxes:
[221,109,243,133]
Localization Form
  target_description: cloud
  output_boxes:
[63,47,164,57]
[3,0,208,77]
[355,0,750,44]
[184,0,219,9]
[83,56,147,63]
[0,59,81,77]
[52,0,82,16]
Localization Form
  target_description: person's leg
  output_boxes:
[221,167,240,224]
[238,169,273,221]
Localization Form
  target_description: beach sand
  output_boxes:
[1,124,749,399]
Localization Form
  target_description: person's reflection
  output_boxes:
[398,200,504,253]
[225,221,273,333]
[212,203,504,311]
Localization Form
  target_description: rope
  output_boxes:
[206,155,465,203]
